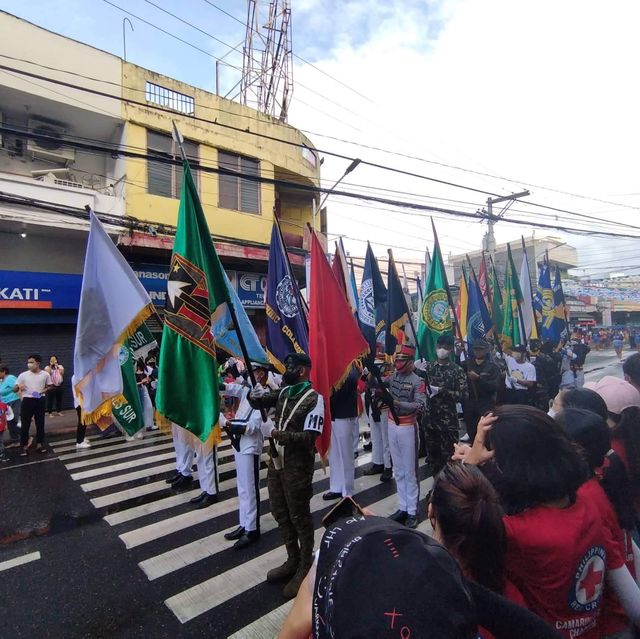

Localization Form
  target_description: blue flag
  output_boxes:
[349,261,359,316]
[467,270,493,341]
[358,243,387,356]
[552,266,568,343]
[265,224,309,371]
[211,270,268,364]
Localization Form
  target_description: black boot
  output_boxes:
[363,463,384,476]
[234,530,260,550]
[380,467,393,482]
[171,475,193,490]
[195,493,218,508]
[224,525,245,541]
[189,491,208,504]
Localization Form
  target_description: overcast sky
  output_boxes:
[3,0,640,279]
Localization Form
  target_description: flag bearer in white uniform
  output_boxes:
[221,362,274,549]
[166,423,195,490]
[386,343,427,529]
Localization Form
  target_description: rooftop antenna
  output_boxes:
[240,0,293,122]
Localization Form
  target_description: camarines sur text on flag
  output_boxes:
[265,302,305,354]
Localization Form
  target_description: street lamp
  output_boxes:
[313,158,361,231]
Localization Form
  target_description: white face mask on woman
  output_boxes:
[547,408,558,419]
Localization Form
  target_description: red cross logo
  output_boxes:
[578,560,604,602]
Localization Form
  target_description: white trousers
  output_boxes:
[173,424,194,476]
[388,422,419,516]
[195,442,218,496]
[329,417,357,497]
[353,417,360,454]
[235,451,260,532]
[370,409,391,468]
[139,385,154,428]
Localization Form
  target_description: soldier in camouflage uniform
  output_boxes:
[529,338,551,411]
[249,352,325,599]
[422,334,468,476]
[385,343,427,529]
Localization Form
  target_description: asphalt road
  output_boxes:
[0,348,627,638]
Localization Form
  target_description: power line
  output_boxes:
[8,123,640,242]
[4,63,640,241]
[4,57,640,236]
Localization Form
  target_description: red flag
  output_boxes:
[309,231,369,459]
[478,254,489,306]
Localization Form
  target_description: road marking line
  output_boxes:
[139,457,376,580]
[63,442,176,469]
[70,452,177,480]
[55,435,173,458]
[164,477,432,624]
[0,457,59,471]
[227,602,293,639]
[0,551,41,572]
[80,462,178,492]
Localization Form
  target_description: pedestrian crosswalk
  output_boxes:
[52,430,434,637]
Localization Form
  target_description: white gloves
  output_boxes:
[260,420,275,438]
[249,383,267,399]
[414,359,428,372]
[429,385,441,396]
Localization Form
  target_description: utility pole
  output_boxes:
[484,190,530,259]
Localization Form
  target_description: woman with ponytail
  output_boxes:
[429,462,507,596]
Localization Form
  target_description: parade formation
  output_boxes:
[5,4,640,638]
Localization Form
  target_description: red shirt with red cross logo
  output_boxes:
[503,490,624,639]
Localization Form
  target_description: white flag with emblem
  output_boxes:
[73,213,153,425]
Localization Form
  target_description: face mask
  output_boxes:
[394,360,408,372]
[436,348,450,360]
[282,369,300,385]
[474,358,484,365]
[27,362,36,371]
[547,408,558,419]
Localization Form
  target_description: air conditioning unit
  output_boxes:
[27,118,75,165]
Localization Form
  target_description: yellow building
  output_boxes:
[0,10,320,378]
[120,62,320,251]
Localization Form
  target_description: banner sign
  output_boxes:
[0,270,82,309]
[0,265,267,310]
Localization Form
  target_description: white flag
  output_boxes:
[519,251,537,341]
[73,213,152,424]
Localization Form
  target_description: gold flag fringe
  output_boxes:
[75,304,155,426]
[155,410,223,452]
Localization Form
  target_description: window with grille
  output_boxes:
[145,82,195,116]
[218,151,260,214]
[147,130,198,198]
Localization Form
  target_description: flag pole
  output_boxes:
[431,219,468,359]
[521,236,542,339]
[274,215,310,324]
[507,243,528,349]
[466,254,493,339]
[556,265,572,341]
[388,249,431,392]
[482,252,495,328]
[172,121,278,458]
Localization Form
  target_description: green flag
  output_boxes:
[112,342,144,436]
[488,257,504,343]
[417,236,453,360]
[501,244,524,349]
[156,160,230,444]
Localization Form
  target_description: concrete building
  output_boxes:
[0,11,320,404]
[448,235,578,287]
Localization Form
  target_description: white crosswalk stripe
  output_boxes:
[52,430,430,636]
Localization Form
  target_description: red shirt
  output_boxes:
[504,491,625,639]
[0,401,7,432]
[579,478,632,635]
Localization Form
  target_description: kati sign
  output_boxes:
[0,265,267,310]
